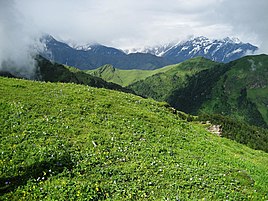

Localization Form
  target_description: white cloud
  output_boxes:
[0,0,44,78]
[3,0,268,52]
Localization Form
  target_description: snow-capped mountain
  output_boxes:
[124,36,258,63]
[41,35,258,70]
[162,36,258,63]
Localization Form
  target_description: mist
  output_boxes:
[0,0,43,79]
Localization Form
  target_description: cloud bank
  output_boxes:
[13,0,267,52]
[0,0,43,78]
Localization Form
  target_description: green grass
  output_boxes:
[1,77,268,200]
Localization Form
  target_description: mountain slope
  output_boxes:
[86,57,268,152]
[88,57,219,90]
[199,54,268,127]
[42,35,169,70]
[1,77,268,200]
[163,36,258,63]
[129,57,220,101]
[0,56,133,94]
[129,55,268,128]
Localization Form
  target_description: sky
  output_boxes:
[12,0,268,51]
[0,0,267,75]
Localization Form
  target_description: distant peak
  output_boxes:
[192,36,210,41]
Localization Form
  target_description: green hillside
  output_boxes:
[129,57,220,102]
[1,77,268,200]
[198,54,268,127]
[86,64,174,87]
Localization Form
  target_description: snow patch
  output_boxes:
[71,44,92,51]
[204,44,213,54]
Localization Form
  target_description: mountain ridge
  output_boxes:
[41,35,258,70]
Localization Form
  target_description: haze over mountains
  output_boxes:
[42,35,258,70]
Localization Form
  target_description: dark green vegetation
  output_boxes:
[1,77,268,200]
[129,57,220,103]
[90,55,268,128]
[198,55,268,128]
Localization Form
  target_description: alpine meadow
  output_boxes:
[1,76,268,200]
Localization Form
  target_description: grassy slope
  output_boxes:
[86,64,174,86]
[0,77,268,200]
